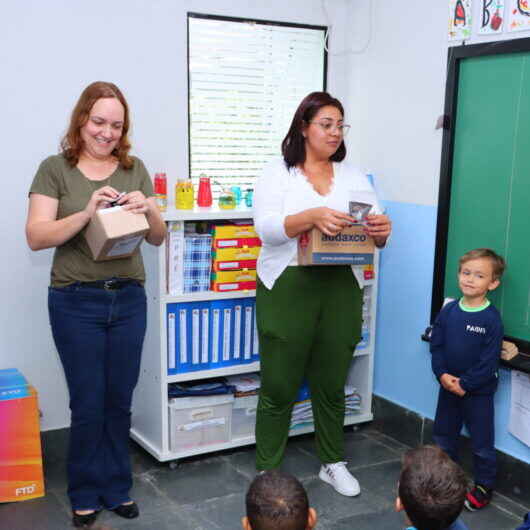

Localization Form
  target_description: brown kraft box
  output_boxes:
[84,206,149,261]
[298,224,375,266]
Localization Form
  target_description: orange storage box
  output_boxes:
[0,369,45,503]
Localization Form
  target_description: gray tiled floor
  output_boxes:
[1,425,528,529]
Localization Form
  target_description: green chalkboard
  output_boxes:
[443,50,530,344]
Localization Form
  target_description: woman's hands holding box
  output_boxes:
[364,214,391,248]
[117,190,150,215]
[309,207,355,236]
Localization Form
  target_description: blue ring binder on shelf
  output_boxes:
[167,297,259,375]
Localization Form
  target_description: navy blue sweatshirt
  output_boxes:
[430,300,503,395]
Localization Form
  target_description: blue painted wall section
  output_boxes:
[374,200,530,463]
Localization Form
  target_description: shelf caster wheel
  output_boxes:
[169,460,179,470]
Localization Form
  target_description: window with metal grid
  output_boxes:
[188,13,327,198]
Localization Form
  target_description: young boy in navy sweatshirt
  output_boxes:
[431,248,505,511]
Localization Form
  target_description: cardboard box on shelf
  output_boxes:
[212,246,261,261]
[212,259,257,272]
[211,269,257,284]
[212,237,261,250]
[84,206,149,261]
[211,222,257,239]
[211,280,256,292]
[0,369,44,503]
[298,224,374,266]
[232,394,258,440]
[168,394,234,452]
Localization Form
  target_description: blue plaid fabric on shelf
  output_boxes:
[183,234,212,293]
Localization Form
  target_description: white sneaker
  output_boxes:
[319,462,360,497]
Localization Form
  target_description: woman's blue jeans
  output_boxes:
[48,282,146,511]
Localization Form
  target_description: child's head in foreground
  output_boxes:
[242,470,317,530]
[458,248,505,301]
[396,445,468,530]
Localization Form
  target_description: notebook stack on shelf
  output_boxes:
[210,221,261,292]
[183,233,212,293]
[290,383,362,430]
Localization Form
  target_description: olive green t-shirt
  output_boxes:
[29,154,154,287]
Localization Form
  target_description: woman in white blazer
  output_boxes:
[253,91,391,496]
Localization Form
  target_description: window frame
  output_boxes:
[187,11,328,192]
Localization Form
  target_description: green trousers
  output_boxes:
[255,265,362,470]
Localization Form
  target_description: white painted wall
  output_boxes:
[345,0,530,207]
[344,0,448,206]
[346,0,530,462]
[0,0,350,431]
[4,0,530,436]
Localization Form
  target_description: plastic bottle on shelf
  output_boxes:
[244,189,253,207]
[154,172,167,212]
[231,186,242,205]
[175,179,194,210]
[218,188,236,209]
[197,174,213,207]
[175,179,183,209]
[184,180,195,209]
[175,180,186,209]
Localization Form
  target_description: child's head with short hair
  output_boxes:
[396,445,468,530]
[242,470,317,530]
[457,248,505,304]
[458,248,505,281]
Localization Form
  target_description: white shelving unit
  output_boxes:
[130,207,379,463]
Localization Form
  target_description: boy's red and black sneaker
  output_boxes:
[464,484,492,511]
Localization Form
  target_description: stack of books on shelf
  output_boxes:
[211,221,261,292]
[290,383,362,431]
[344,386,362,415]
[356,286,372,352]
[225,373,260,397]
[166,220,261,295]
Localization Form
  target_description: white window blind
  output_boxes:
[188,14,326,196]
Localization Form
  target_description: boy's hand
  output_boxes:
[440,373,457,391]
[452,378,466,397]
[440,373,466,397]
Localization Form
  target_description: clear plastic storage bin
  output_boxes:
[231,394,258,440]
[168,394,234,452]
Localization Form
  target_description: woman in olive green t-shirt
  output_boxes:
[26,81,165,528]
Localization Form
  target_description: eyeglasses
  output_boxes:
[307,120,351,137]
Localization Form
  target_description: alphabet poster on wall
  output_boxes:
[478,1,506,33]
[509,0,530,31]
[449,0,473,40]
